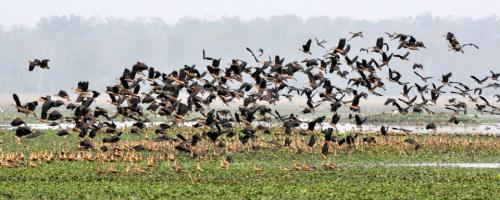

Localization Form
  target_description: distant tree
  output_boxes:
[0,14,499,95]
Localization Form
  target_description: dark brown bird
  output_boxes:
[425,123,437,131]
[29,59,50,71]
[10,118,26,127]
[300,39,312,54]
[348,31,363,41]
[12,93,38,115]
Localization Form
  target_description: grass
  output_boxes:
[0,129,499,199]
[1,166,498,199]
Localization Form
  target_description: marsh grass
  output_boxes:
[0,129,499,199]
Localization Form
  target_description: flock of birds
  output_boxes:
[3,31,500,172]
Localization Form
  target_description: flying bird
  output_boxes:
[29,59,50,71]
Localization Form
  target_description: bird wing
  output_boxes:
[462,43,479,49]
[28,61,36,71]
[315,37,325,48]
[479,96,490,105]
[148,67,155,79]
[305,39,312,48]
[376,37,383,48]
[336,38,346,50]
[470,75,482,83]
[246,47,259,62]
[12,93,22,107]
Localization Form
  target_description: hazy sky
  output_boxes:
[1,0,500,27]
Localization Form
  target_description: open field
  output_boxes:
[0,129,499,199]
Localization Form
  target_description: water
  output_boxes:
[385,163,500,168]
[1,122,500,135]
[307,123,500,135]
[315,123,500,135]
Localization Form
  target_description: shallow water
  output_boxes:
[308,122,500,135]
[315,123,500,135]
[0,121,157,130]
[385,163,500,168]
[1,121,500,135]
